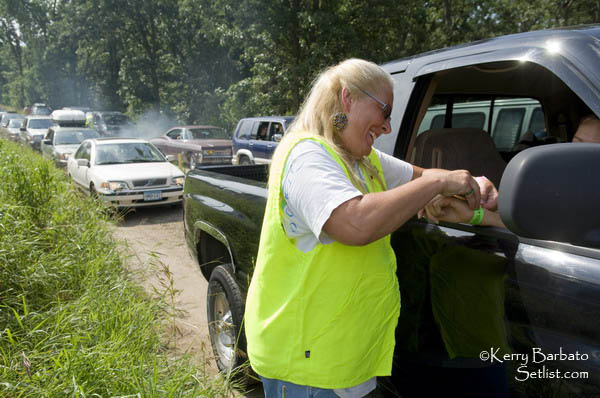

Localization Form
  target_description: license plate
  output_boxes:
[143,190,162,201]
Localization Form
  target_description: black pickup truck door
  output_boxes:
[390,219,600,397]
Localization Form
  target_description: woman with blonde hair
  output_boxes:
[245,58,491,398]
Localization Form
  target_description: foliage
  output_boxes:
[0,139,235,397]
[0,0,598,128]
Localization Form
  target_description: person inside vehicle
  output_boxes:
[572,114,600,143]
[258,124,268,140]
[244,58,498,398]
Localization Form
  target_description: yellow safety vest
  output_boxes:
[245,133,400,389]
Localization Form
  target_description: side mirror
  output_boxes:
[43,139,52,146]
[77,158,90,167]
[273,133,283,142]
[20,127,26,132]
[499,143,600,248]
[165,154,175,162]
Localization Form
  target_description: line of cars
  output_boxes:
[1,108,186,209]
[2,104,297,209]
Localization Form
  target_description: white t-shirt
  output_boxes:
[281,140,414,253]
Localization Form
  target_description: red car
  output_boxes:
[150,125,232,169]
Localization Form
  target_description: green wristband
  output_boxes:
[469,207,484,225]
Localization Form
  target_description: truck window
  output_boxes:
[418,96,543,152]
[492,108,525,150]
[268,122,283,140]
[430,112,485,130]
[236,120,253,139]
[528,107,545,136]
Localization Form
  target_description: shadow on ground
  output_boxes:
[116,204,183,227]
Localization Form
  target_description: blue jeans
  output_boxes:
[260,376,339,398]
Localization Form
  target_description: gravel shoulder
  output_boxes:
[112,205,263,397]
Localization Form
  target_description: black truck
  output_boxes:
[184,26,600,397]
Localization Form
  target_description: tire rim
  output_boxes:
[212,291,236,369]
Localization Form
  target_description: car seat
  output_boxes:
[410,128,506,187]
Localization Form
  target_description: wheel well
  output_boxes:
[197,232,232,280]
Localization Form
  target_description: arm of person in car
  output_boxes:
[422,195,506,228]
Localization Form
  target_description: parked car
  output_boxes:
[150,125,232,168]
[85,111,135,137]
[42,127,99,168]
[31,103,52,115]
[0,113,24,140]
[183,26,600,397]
[67,138,185,208]
[231,116,295,165]
[4,117,25,141]
[20,115,53,150]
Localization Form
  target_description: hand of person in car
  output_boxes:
[475,176,498,211]
[421,194,506,228]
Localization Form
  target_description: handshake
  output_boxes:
[419,176,506,228]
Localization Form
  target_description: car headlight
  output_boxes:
[174,176,185,186]
[59,153,71,161]
[100,181,129,192]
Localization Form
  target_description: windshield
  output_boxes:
[95,142,165,165]
[103,114,131,125]
[8,119,24,128]
[29,119,52,129]
[55,130,99,145]
[1,114,20,126]
[188,127,229,140]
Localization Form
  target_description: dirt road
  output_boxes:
[113,205,262,397]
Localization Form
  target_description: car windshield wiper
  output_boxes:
[97,161,124,165]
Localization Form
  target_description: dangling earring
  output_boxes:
[332,113,348,133]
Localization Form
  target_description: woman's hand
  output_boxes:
[422,195,473,224]
[422,169,481,209]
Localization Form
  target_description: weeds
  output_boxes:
[0,140,234,397]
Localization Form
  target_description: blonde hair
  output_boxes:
[279,58,393,193]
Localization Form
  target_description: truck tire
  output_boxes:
[207,264,248,376]
[239,156,252,165]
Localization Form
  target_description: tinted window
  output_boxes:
[528,107,545,135]
[429,111,485,131]
[236,120,253,139]
[492,108,525,150]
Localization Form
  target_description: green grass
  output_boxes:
[0,140,234,397]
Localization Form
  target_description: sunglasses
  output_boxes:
[358,88,392,120]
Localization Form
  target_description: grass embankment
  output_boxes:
[0,140,229,397]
